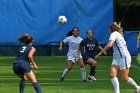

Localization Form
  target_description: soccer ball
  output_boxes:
[58,16,67,24]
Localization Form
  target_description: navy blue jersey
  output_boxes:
[16,45,32,62]
[80,38,99,56]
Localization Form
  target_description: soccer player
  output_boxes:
[137,32,140,64]
[78,29,106,82]
[95,23,140,93]
[13,34,42,93]
[59,27,86,81]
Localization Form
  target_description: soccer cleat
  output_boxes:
[59,77,64,82]
[134,86,140,93]
[87,75,97,82]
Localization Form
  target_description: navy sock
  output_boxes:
[19,80,26,93]
[90,66,96,76]
[33,82,42,93]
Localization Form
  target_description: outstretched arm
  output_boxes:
[95,40,114,58]
[98,45,107,55]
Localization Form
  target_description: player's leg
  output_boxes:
[17,75,27,93]
[110,63,120,93]
[77,58,86,81]
[25,71,42,93]
[137,48,140,63]
[120,56,140,93]
[86,58,97,81]
[13,62,26,93]
[60,60,74,81]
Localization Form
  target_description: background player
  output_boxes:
[13,34,42,93]
[95,23,140,93]
[58,27,86,82]
[137,32,140,64]
[78,29,106,82]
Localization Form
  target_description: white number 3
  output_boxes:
[20,46,26,53]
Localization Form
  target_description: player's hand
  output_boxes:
[30,63,34,68]
[33,64,39,70]
[95,52,102,59]
[95,55,99,60]
[58,46,62,51]
[103,51,107,55]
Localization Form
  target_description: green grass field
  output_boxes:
[0,56,140,93]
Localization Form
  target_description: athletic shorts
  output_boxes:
[66,53,82,63]
[82,53,95,62]
[13,60,31,75]
[112,55,131,70]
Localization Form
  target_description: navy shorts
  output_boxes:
[82,53,95,64]
[13,60,31,75]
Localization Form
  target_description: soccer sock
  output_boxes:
[111,77,120,93]
[61,68,69,78]
[19,80,26,93]
[90,66,96,76]
[33,82,42,93]
[126,77,138,89]
[80,67,86,80]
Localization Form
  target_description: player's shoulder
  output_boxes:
[111,31,120,35]
[78,36,83,40]
[82,38,88,41]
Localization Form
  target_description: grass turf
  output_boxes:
[0,56,140,93]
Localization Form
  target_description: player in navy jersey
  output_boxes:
[78,29,106,82]
[13,34,42,93]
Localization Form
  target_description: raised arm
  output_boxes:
[58,41,64,51]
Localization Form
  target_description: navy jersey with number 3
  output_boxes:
[80,38,99,56]
[16,45,32,62]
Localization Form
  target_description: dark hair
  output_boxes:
[71,27,79,32]
[18,34,33,44]
[66,27,79,37]
[66,30,72,37]
[86,29,94,35]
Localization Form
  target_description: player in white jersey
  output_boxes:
[59,27,86,82]
[95,22,140,93]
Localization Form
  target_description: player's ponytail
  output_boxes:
[18,34,33,44]
[109,22,123,36]
[66,30,72,37]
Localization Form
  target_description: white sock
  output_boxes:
[61,68,69,78]
[111,77,120,93]
[127,77,138,89]
[80,67,86,80]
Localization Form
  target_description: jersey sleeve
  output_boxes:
[63,37,70,43]
[109,33,117,41]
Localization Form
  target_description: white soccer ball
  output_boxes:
[58,16,67,24]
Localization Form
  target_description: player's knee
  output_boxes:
[110,72,116,78]
[67,67,72,71]
[78,63,84,68]
[121,76,129,82]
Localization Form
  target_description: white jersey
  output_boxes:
[109,31,130,59]
[63,35,83,56]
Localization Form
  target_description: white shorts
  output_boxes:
[112,55,131,70]
[66,54,82,63]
